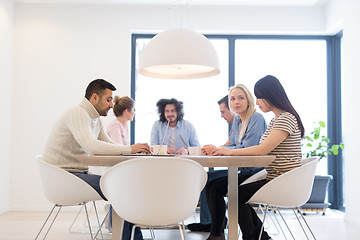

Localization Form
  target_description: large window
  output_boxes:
[234,39,327,174]
[131,33,343,210]
[133,39,229,146]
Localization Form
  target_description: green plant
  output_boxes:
[302,121,344,160]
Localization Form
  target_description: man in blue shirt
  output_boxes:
[150,98,200,154]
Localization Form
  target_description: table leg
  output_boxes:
[228,167,238,240]
[112,208,124,240]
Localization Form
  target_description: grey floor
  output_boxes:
[0,206,359,240]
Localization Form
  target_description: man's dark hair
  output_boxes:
[85,79,116,100]
[217,95,230,110]
[156,98,184,122]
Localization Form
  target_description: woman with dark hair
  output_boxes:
[206,75,303,240]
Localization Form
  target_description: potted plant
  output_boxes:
[301,121,344,214]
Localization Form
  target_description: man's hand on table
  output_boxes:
[131,143,151,154]
[167,147,175,154]
[175,147,188,155]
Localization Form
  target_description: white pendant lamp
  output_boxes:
[139,28,220,79]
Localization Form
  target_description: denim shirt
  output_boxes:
[226,112,267,174]
[150,119,200,151]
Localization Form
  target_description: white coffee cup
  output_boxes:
[151,145,167,155]
[188,146,204,155]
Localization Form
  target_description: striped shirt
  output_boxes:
[261,112,302,180]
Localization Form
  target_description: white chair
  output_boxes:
[100,157,207,240]
[247,157,318,240]
[35,157,104,240]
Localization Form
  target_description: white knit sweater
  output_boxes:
[42,98,132,172]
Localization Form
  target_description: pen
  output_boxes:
[179,135,188,149]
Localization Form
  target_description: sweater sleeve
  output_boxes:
[66,108,131,155]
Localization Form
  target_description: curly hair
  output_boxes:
[156,98,184,122]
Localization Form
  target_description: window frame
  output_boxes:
[130,32,343,210]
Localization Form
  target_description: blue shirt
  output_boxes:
[226,112,267,174]
[150,119,200,150]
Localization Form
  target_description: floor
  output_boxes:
[0,206,359,240]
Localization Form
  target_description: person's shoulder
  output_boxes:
[181,119,195,128]
[251,111,266,122]
[278,112,297,122]
[66,102,85,116]
[232,114,240,124]
[152,120,163,127]
[275,112,298,130]
[108,119,121,128]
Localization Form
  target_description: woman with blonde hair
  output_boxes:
[207,75,304,240]
[187,84,267,233]
[204,83,263,152]
[107,96,135,145]
[106,96,143,240]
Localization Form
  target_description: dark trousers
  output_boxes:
[71,172,143,240]
[206,175,270,240]
[237,179,270,240]
[199,170,228,224]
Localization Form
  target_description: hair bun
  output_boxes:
[113,95,120,104]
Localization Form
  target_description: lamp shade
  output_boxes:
[138,28,220,79]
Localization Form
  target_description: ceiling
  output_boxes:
[15,0,329,6]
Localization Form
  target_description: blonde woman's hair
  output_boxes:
[229,84,256,141]
[113,96,134,117]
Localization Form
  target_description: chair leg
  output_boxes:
[258,205,268,240]
[293,208,316,240]
[270,207,288,240]
[34,205,62,240]
[68,204,85,233]
[84,203,95,240]
[92,201,104,240]
[94,207,111,239]
[130,224,138,240]
[297,208,316,239]
[266,207,280,235]
[149,228,156,240]
[277,209,295,240]
[69,202,97,234]
[178,221,186,240]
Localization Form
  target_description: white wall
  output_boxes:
[8,2,336,211]
[0,0,13,214]
[337,0,360,227]
[323,0,360,227]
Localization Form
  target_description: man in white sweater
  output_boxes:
[42,79,150,199]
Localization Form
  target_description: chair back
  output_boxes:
[100,157,207,226]
[37,156,102,205]
[301,156,319,165]
[241,169,267,186]
[248,157,318,208]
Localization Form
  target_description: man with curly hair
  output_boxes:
[150,98,200,154]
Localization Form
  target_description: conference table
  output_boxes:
[76,154,275,240]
